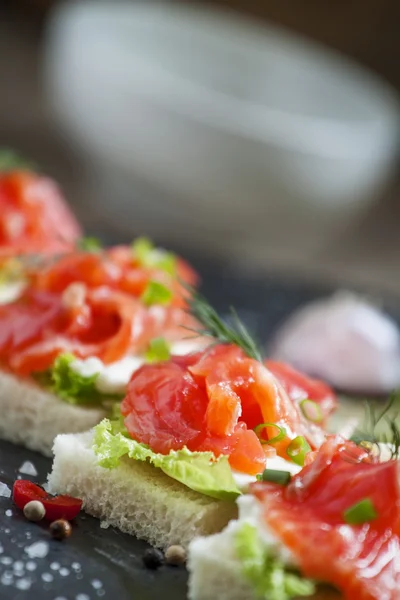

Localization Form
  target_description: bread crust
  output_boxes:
[0,370,106,455]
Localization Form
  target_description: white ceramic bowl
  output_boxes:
[44,1,400,260]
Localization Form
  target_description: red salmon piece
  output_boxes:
[122,344,330,474]
[266,360,337,424]
[252,436,400,600]
[0,287,152,375]
[0,171,81,256]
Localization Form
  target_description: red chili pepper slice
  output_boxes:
[13,480,82,522]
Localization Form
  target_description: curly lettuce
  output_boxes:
[49,353,122,406]
[235,523,315,600]
[93,418,241,501]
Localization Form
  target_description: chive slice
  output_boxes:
[141,280,173,306]
[343,498,377,525]
[132,237,154,262]
[258,469,292,485]
[77,236,102,252]
[253,423,287,445]
[145,337,171,363]
[0,149,35,172]
[132,237,176,276]
[286,436,311,466]
[299,399,323,424]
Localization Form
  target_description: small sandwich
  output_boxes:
[0,237,202,455]
[0,157,82,304]
[188,421,400,600]
[48,294,337,549]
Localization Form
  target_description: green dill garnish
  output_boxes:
[351,391,400,459]
[0,149,36,172]
[185,287,263,362]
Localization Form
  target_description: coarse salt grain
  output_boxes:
[0,571,13,585]
[0,482,11,498]
[24,541,49,559]
[13,561,24,573]
[15,578,31,590]
[18,461,38,477]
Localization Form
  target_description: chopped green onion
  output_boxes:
[286,436,311,466]
[299,399,323,424]
[132,237,153,261]
[155,252,176,276]
[0,258,24,284]
[132,237,176,276]
[258,469,292,485]
[343,498,377,525]
[77,236,102,252]
[0,149,35,172]
[254,423,286,445]
[141,280,173,306]
[145,337,171,363]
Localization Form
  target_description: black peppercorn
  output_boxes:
[49,519,72,540]
[142,548,164,570]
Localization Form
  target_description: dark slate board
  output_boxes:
[0,259,398,600]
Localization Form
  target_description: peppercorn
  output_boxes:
[49,519,72,540]
[164,545,186,566]
[142,548,164,570]
[23,500,46,522]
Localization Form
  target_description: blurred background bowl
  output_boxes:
[44,1,400,264]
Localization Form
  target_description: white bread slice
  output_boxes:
[188,524,254,600]
[0,370,106,456]
[48,431,238,549]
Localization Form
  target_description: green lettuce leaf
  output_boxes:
[93,418,241,501]
[50,353,122,406]
[235,523,315,600]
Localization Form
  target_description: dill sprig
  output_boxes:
[351,391,400,459]
[185,286,263,362]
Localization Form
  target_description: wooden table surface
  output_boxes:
[1,5,400,298]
